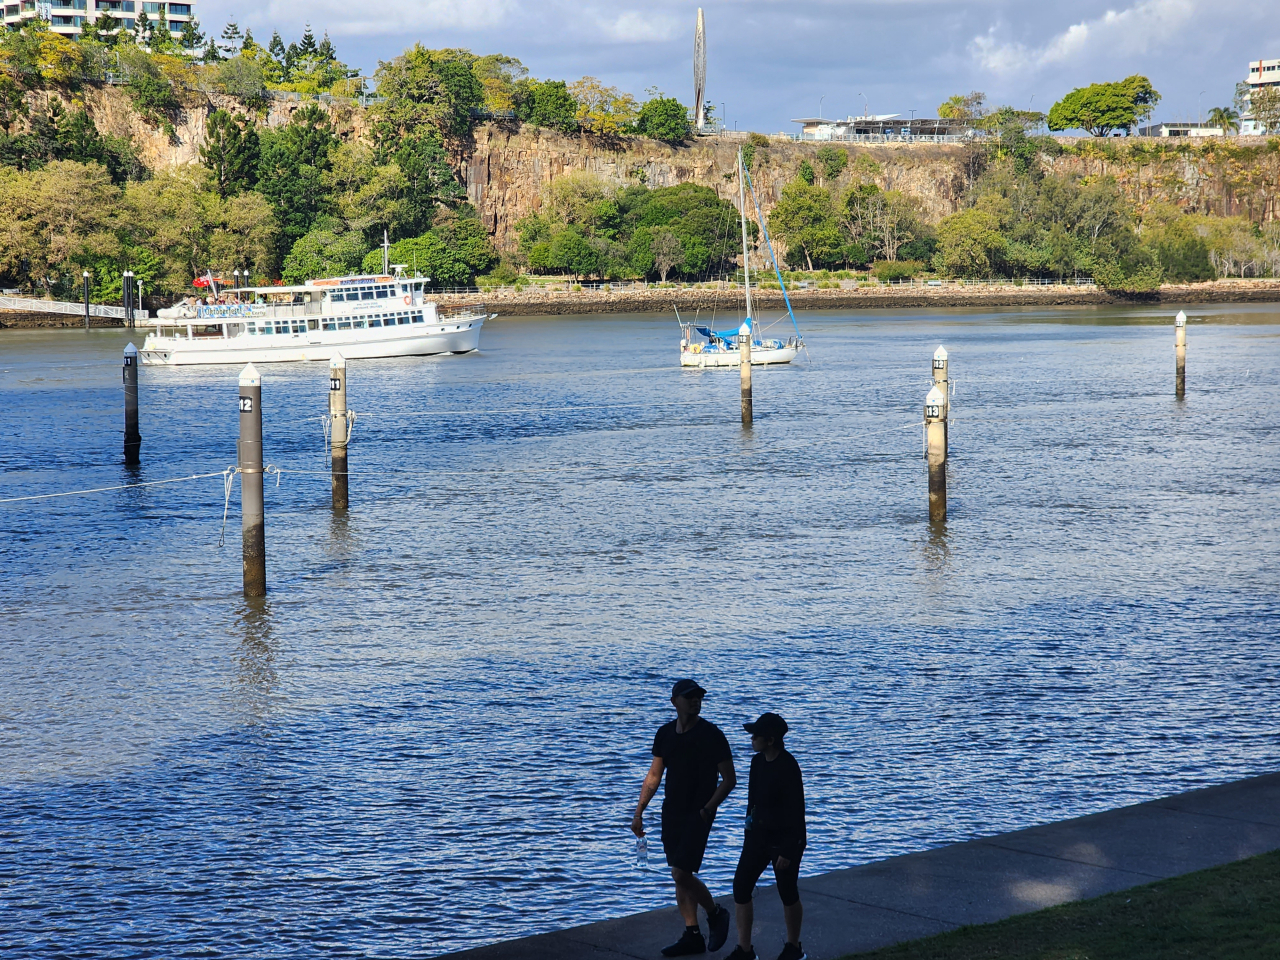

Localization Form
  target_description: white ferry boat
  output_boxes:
[140,272,489,366]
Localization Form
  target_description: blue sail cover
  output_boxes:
[695,318,751,341]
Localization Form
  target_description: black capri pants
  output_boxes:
[733,831,802,907]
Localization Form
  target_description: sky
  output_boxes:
[203,0,1279,132]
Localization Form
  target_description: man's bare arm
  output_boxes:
[700,758,737,820]
[631,757,665,837]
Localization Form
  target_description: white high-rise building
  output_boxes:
[1,0,196,41]
[1241,57,1280,134]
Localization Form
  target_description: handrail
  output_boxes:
[0,295,148,320]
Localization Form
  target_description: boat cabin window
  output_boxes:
[322,319,337,331]
[412,312,424,324]
[375,286,390,299]
[353,319,367,329]
[307,319,318,331]
[360,288,374,300]
[368,317,381,328]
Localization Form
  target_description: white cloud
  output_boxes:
[970,0,1197,75]
[261,0,513,37]
[598,10,679,43]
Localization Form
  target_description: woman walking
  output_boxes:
[725,712,806,960]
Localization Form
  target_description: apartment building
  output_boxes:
[2,0,195,40]
[1241,57,1279,134]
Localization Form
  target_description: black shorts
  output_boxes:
[662,807,713,873]
[733,831,803,906]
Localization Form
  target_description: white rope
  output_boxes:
[217,466,240,547]
[0,470,231,505]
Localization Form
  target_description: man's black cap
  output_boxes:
[671,678,707,698]
[744,712,789,739]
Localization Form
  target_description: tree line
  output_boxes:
[0,23,704,297]
[765,124,1280,286]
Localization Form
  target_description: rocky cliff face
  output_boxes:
[460,124,980,251]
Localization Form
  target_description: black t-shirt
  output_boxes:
[652,718,732,813]
[746,748,806,850]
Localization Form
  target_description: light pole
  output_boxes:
[1199,90,1206,126]
[82,270,90,330]
[819,94,825,119]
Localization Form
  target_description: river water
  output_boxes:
[2,305,1278,957]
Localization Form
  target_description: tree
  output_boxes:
[0,160,119,297]
[1048,76,1161,136]
[938,91,987,120]
[650,229,685,280]
[256,105,337,252]
[635,95,690,143]
[549,227,599,278]
[569,77,638,136]
[373,45,485,138]
[840,183,919,262]
[179,19,205,53]
[201,110,259,197]
[1250,87,1280,134]
[814,145,848,183]
[770,180,843,270]
[935,208,1006,277]
[1207,107,1240,136]
[219,21,243,57]
[473,54,527,113]
[394,130,465,235]
[514,79,578,132]
[428,206,498,276]
[283,217,367,283]
[797,159,815,185]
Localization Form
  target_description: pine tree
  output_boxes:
[220,20,243,56]
[135,10,151,45]
[317,32,335,64]
[179,18,205,52]
[202,36,224,63]
[269,32,286,64]
[298,24,317,57]
[201,110,260,198]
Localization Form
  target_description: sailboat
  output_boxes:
[679,147,803,368]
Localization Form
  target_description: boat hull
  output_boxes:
[140,320,483,366]
[680,345,798,367]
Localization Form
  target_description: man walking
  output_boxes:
[632,678,737,956]
[725,713,806,960]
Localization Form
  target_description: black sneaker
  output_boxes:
[724,947,756,960]
[707,905,731,951]
[661,929,706,956]
[775,943,806,960]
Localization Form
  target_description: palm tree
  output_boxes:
[1207,106,1240,136]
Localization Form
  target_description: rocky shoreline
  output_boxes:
[4,280,1279,328]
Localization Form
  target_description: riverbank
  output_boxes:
[446,278,1280,316]
[3,279,1279,329]
[442,772,1280,960]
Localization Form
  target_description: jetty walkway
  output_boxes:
[444,771,1280,960]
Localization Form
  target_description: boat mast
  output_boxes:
[382,230,390,276]
[737,148,752,323]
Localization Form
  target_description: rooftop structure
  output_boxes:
[1137,121,1225,137]
[1,0,195,40]
[790,114,976,142]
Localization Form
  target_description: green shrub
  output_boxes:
[871,259,924,281]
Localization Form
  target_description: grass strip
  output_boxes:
[841,848,1280,960]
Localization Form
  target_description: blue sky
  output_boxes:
[203,0,1278,132]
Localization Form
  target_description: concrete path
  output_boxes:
[442,772,1280,960]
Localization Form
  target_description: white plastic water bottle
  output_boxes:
[636,836,649,869]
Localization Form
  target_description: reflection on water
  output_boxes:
[1,304,1279,957]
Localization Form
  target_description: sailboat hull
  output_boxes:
[680,345,798,367]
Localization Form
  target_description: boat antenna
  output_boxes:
[737,147,752,328]
[382,229,390,276]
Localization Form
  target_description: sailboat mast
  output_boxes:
[738,148,753,321]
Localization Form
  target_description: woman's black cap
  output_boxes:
[671,678,707,698]
[744,712,788,739]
